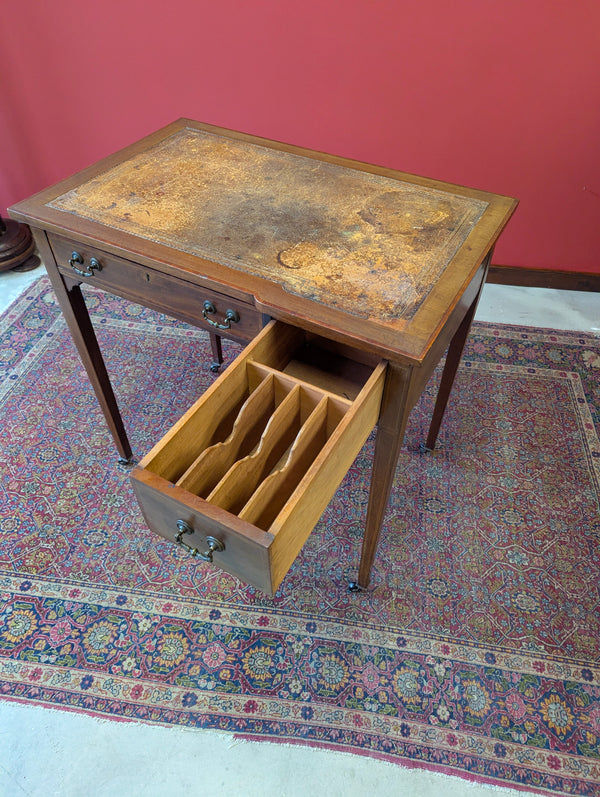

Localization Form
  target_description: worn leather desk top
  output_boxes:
[10,120,517,361]
[49,127,489,324]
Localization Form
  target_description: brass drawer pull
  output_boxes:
[202,300,240,330]
[69,251,102,277]
[175,519,225,562]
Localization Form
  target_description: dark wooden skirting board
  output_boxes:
[488,265,600,292]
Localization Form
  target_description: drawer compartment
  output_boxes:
[131,321,386,594]
[48,233,262,340]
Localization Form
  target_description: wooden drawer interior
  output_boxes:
[153,363,356,531]
[133,321,386,593]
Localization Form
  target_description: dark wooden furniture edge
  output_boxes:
[487,265,600,292]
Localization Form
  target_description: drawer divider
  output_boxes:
[206,384,303,515]
[176,373,276,496]
[238,395,330,529]
[141,357,252,482]
[248,362,354,408]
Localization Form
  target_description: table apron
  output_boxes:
[48,232,263,342]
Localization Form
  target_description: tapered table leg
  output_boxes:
[354,255,492,588]
[424,297,477,451]
[425,255,491,451]
[33,230,133,463]
[208,332,223,372]
[354,363,419,589]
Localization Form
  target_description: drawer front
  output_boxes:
[131,469,274,595]
[48,233,262,341]
[131,320,386,595]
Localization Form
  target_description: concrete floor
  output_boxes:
[0,262,597,796]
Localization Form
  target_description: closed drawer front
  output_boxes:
[131,321,386,595]
[48,233,262,340]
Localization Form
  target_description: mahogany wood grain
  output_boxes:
[48,232,262,342]
[131,468,275,594]
[31,229,133,462]
[425,251,492,450]
[356,362,420,588]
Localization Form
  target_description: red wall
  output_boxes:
[2,0,599,273]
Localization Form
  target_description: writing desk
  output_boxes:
[9,119,517,594]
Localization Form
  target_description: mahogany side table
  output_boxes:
[9,119,517,594]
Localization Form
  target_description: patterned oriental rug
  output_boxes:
[1,277,599,796]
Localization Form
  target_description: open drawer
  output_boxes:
[131,320,386,595]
